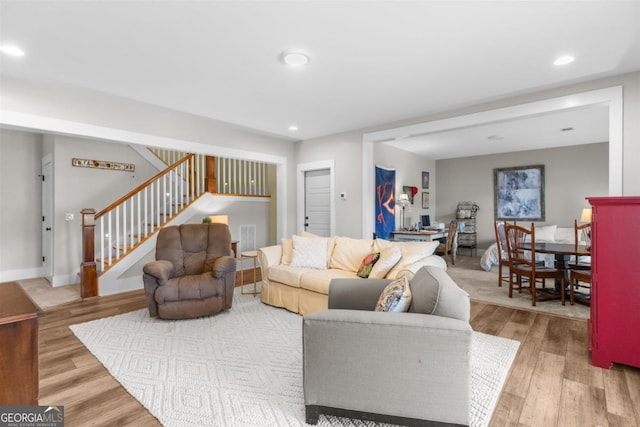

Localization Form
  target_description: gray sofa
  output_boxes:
[303,266,472,426]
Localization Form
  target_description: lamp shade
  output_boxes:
[398,193,410,205]
[580,208,592,223]
[208,215,229,225]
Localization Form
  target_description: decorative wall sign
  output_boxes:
[72,158,135,172]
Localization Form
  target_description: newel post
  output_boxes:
[80,208,98,298]
[205,156,217,193]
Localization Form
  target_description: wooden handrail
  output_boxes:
[96,153,193,219]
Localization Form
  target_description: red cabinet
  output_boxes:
[588,196,640,369]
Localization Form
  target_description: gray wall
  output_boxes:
[0,129,43,279]
[436,142,609,249]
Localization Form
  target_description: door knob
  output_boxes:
[46,227,52,231]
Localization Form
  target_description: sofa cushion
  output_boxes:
[386,241,439,279]
[291,235,329,269]
[368,245,402,279]
[300,269,359,294]
[375,275,412,312]
[329,237,374,272]
[356,252,380,278]
[409,266,470,322]
[268,265,309,288]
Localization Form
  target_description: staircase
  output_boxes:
[80,149,270,297]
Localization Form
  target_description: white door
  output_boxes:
[304,169,331,237]
[41,158,53,281]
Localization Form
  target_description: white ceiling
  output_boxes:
[1,1,639,158]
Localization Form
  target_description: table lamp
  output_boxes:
[208,215,229,225]
[397,193,410,230]
[580,208,592,223]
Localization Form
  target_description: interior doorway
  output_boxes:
[304,169,330,236]
[297,160,335,237]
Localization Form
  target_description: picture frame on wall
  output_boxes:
[494,164,545,221]
[422,192,429,209]
[422,171,429,189]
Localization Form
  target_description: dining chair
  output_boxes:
[568,269,591,305]
[569,219,591,270]
[504,222,567,306]
[493,221,512,287]
[436,220,458,266]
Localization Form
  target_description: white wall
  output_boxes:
[298,71,639,239]
[0,129,43,281]
[49,134,160,284]
[436,142,609,249]
[295,130,364,237]
[0,76,297,238]
[374,143,436,230]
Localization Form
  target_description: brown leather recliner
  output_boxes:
[143,223,236,320]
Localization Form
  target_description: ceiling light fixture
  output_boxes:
[288,125,299,132]
[0,45,25,57]
[281,49,309,67]
[554,55,575,66]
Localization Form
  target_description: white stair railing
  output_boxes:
[94,153,205,272]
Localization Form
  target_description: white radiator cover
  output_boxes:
[239,224,257,253]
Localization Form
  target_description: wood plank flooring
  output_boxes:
[37,290,639,426]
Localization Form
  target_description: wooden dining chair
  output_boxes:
[569,219,591,270]
[504,222,567,306]
[436,220,458,266]
[569,269,591,305]
[493,221,512,287]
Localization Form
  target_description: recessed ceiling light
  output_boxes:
[0,45,25,57]
[281,49,309,67]
[554,55,575,66]
[288,125,299,132]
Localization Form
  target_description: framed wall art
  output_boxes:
[422,171,430,189]
[422,191,430,209]
[494,164,545,221]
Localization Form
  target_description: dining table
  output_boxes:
[522,241,591,296]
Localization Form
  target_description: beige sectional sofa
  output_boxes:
[257,234,447,315]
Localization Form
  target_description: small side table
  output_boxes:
[240,250,260,296]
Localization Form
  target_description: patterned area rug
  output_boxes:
[70,291,519,427]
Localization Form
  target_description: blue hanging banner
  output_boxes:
[375,165,396,240]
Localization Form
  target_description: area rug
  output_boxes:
[447,256,590,320]
[70,291,519,427]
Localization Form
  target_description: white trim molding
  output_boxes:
[362,86,624,239]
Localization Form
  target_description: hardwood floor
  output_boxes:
[38,289,640,426]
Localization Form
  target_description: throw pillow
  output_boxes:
[280,238,293,265]
[407,266,442,314]
[410,266,470,322]
[386,240,439,278]
[368,245,402,279]
[290,235,329,270]
[375,275,412,312]
[329,236,375,272]
[535,225,557,242]
[356,252,381,278]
